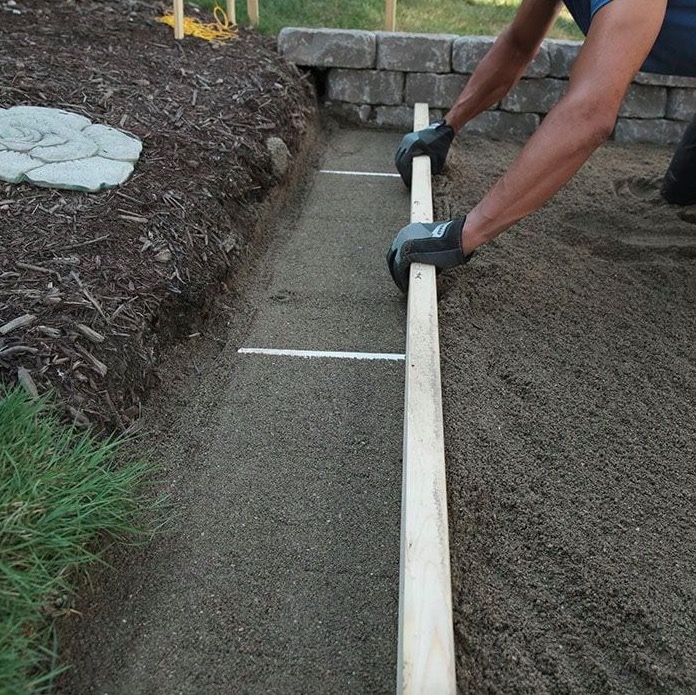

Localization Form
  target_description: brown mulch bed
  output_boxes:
[0,0,317,430]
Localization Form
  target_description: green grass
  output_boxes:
[0,386,156,694]
[195,0,583,40]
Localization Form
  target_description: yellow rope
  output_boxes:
[157,4,238,43]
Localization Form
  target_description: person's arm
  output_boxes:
[393,0,562,187]
[445,0,564,131]
[460,0,668,254]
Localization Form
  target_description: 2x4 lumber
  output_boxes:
[397,102,456,695]
[247,0,259,26]
[385,0,397,31]
[226,0,236,25]
[173,0,184,39]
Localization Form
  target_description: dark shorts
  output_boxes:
[662,112,696,205]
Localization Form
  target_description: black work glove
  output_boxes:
[386,217,473,293]
[394,119,455,188]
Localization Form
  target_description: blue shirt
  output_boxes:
[562,0,696,77]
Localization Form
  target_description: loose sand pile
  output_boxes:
[435,137,695,693]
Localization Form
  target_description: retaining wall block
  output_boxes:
[278,28,696,146]
[524,44,551,78]
[464,111,540,140]
[325,102,373,125]
[374,105,443,129]
[501,78,567,113]
[452,36,495,74]
[618,85,667,119]
[405,73,468,109]
[452,36,550,77]
[545,39,581,77]
[376,32,457,73]
[613,118,686,146]
[325,103,444,130]
[634,71,696,88]
[277,28,376,68]
[326,69,404,105]
[667,89,696,121]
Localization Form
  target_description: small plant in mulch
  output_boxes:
[0,386,156,694]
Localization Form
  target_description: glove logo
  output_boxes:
[430,222,449,238]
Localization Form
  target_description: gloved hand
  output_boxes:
[386,217,473,293]
[394,119,455,188]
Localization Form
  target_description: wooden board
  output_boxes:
[397,102,456,695]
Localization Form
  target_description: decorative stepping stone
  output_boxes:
[0,106,142,192]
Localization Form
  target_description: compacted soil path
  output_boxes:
[58,128,411,694]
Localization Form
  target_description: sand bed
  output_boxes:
[433,138,696,693]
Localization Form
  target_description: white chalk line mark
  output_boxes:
[238,347,405,361]
[319,169,401,178]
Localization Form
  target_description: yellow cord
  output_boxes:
[157,4,238,43]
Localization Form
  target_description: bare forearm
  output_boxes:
[461,95,615,253]
[459,0,667,254]
[445,29,534,131]
[445,0,562,131]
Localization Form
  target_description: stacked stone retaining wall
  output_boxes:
[278,28,696,146]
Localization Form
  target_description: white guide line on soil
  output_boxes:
[319,169,401,178]
[238,347,405,361]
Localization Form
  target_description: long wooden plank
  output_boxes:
[397,103,456,695]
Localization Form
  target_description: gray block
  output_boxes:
[667,89,696,121]
[374,105,444,129]
[618,85,667,119]
[501,78,567,113]
[452,35,549,77]
[545,39,581,77]
[277,28,376,68]
[452,36,495,74]
[463,111,539,140]
[324,102,373,125]
[376,32,456,72]
[613,119,686,146]
[524,45,551,78]
[405,73,468,109]
[326,69,404,105]
[634,71,696,88]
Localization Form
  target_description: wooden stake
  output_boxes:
[397,102,456,695]
[385,0,397,31]
[247,0,259,26]
[173,0,184,39]
[226,0,236,25]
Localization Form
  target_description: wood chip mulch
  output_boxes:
[0,0,318,430]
